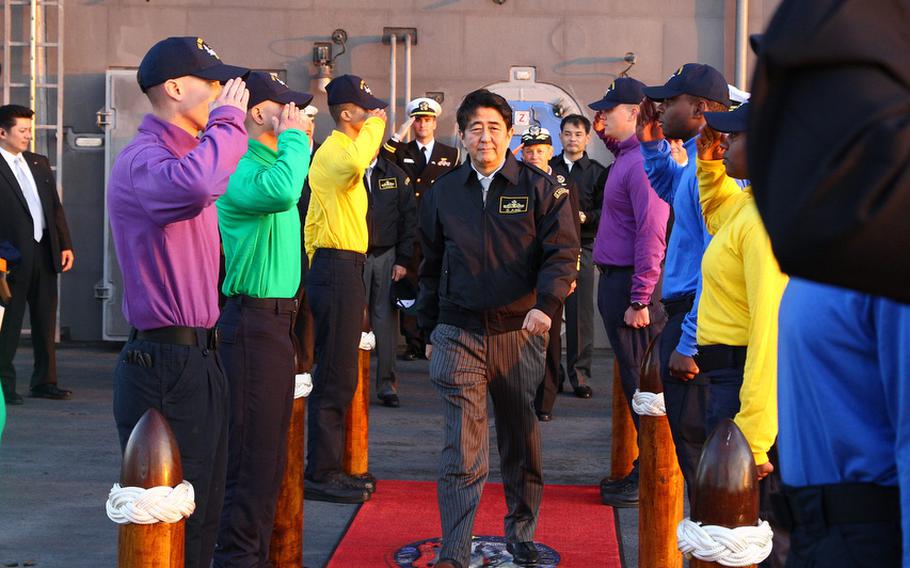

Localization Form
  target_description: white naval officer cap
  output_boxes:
[406,97,442,118]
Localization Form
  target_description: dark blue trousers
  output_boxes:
[304,249,366,481]
[113,329,229,568]
[659,299,709,500]
[214,297,297,567]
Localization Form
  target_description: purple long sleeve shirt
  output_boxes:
[592,134,670,304]
[107,106,248,330]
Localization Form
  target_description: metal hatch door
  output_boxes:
[98,68,149,341]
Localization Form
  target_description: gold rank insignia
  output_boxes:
[360,80,373,94]
[379,178,398,190]
[437,157,451,167]
[553,187,569,200]
[405,177,411,185]
[556,174,566,184]
[499,196,529,214]
[269,72,288,87]
[197,38,220,60]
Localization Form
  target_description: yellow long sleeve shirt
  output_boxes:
[304,117,386,260]
[696,158,788,465]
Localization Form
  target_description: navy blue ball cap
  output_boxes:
[246,71,313,108]
[705,103,749,134]
[588,77,647,111]
[643,63,731,106]
[137,36,248,92]
[325,74,388,110]
[704,102,749,134]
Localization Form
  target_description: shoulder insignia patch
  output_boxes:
[379,178,398,190]
[553,187,569,200]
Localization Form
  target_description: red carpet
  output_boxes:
[327,480,622,567]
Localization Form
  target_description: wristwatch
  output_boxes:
[630,301,649,311]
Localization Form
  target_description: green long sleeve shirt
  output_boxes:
[218,129,310,298]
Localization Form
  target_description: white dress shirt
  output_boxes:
[0,146,44,241]
[471,159,506,204]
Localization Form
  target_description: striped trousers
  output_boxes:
[429,323,547,566]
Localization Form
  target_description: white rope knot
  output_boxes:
[106,481,196,525]
[677,517,773,567]
[294,372,313,399]
[632,389,666,416]
[359,331,376,351]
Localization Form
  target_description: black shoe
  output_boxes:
[341,472,376,493]
[379,392,400,408]
[507,541,540,565]
[3,390,23,405]
[600,477,639,508]
[304,476,370,504]
[573,384,593,399]
[29,384,72,400]
[600,471,639,491]
[398,350,417,362]
[536,411,552,422]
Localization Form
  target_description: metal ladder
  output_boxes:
[1,0,64,188]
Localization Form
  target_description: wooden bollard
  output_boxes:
[610,358,638,480]
[343,309,371,476]
[119,409,185,568]
[638,338,683,568]
[269,389,307,567]
[689,420,760,568]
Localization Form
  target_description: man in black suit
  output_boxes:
[381,97,460,360]
[0,104,74,405]
[549,114,608,399]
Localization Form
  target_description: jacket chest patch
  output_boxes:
[499,195,529,214]
[379,177,398,190]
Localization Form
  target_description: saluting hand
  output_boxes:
[669,139,688,165]
[592,111,606,134]
[272,102,312,136]
[636,98,663,143]
[696,125,725,161]
[395,117,415,140]
[367,108,388,123]
[211,78,250,113]
[522,308,551,336]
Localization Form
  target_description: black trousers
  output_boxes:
[535,303,564,415]
[0,237,57,395]
[113,328,229,568]
[782,484,900,568]
[304,249,366,481]
[294,255,315,374]
[659,297,709,500]
[214,297,297,567]
[400,239,424,353]
[563,241,594,389]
